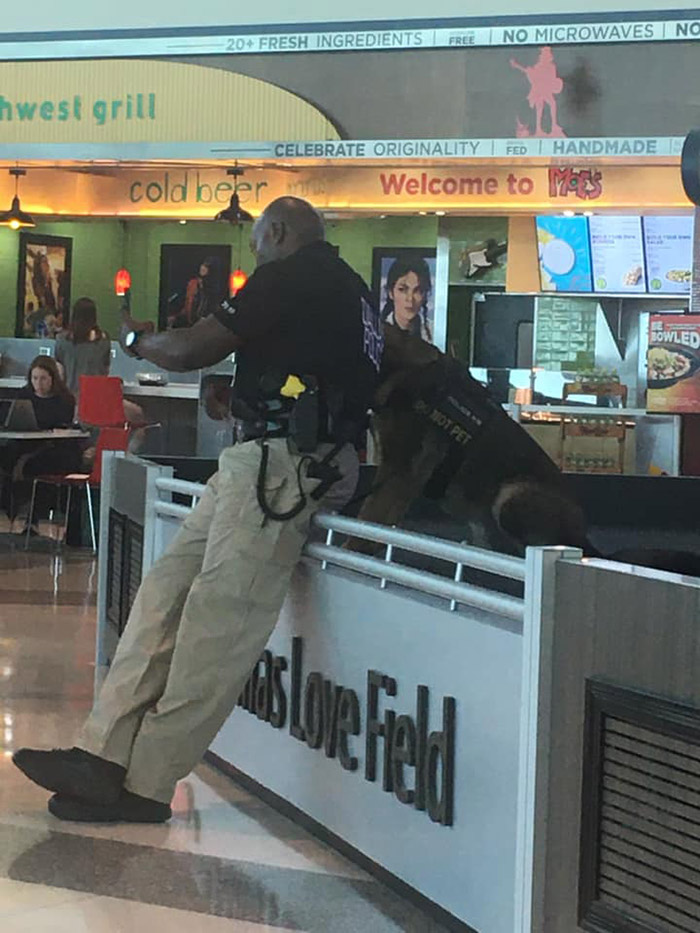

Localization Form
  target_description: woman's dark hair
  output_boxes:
[386,256,432,298]
[69,297,105,343]
[26,355,75,405]
[200,256,224,296]
[383,255,433,340]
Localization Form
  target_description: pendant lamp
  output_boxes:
[114,268,132,296]
[214,164,254,224]
[229,268,248,295]
[216,164,253,296]
[0,168,35,230]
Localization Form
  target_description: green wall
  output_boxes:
[327,216,438,285]
[0,219,126,338]
[0,215,439,337]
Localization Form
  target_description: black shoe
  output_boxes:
[48,789,172,824]
[12,747,125,805]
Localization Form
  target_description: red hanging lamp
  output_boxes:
[229,269,248,295]
[114,268,132,296]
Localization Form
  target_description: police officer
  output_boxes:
[13,197,383,823]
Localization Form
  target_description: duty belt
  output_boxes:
[233,418,281,444]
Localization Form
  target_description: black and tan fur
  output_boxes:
[357,325,587,555]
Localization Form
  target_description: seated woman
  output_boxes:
[0,357,84,535]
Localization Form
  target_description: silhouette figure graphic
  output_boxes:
[511,47,566,138]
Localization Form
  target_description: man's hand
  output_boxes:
[117,309,242,372]
[119,307,155,357]
[119,317,138,357]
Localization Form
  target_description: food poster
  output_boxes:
[534,296,597,372]
[589,215,646,294]
[647,315,700,412]
[536,216,593,293]
[643,216,693,295]
[446,217,508,287]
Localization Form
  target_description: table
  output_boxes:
[0,430,90,441]
[122,382,199,399]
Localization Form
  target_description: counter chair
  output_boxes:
[78,374,159,431]
[24,426,129,552]
[78,375,127,427]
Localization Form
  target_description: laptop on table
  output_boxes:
[0,399,40,432]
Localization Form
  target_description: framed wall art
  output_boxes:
[372,246,437,344]
[16,233,72,338]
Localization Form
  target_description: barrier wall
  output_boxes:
[97,453,700,933]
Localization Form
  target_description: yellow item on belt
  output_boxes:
[280,375,306,399]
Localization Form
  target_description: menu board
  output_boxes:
[643,216,693,295]
[589,215,646,294]
[536,216,593,293]
[535,296,597,372]
[647,314,700,412]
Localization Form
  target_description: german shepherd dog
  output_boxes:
[356,325,588,555]
[357,326,700,577]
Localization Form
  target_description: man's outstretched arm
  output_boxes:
[120,312,242,372]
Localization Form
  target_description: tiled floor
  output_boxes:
[0,531,451,932]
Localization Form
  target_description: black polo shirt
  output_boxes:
[214,241,383,438]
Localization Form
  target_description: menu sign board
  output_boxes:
[589,215,646,293]
[536,216,593,293]
[647,314,700,412]
[643,216,693,295]
[535,296,597,372]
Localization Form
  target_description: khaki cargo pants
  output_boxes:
[79,438,358,803]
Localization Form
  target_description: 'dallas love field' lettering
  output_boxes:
[237,637,456,827]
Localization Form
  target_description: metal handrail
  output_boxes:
[147,480,526,614]
[155,476,206,498]
[305,541,524,621]
[312,513,526,581]
[154,501,193,520]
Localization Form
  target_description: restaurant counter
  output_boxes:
[0,375,199,399]
[0,337,231,457]
[0,339,684,472]
[505,403,681,476]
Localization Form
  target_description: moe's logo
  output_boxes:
[549,166,603,200]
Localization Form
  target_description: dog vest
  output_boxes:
[413,363,501,449]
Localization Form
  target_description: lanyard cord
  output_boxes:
[256,439,346,523]
[256,441,310,522]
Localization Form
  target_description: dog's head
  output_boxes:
[375,324,443,409]
[380,323,440,375]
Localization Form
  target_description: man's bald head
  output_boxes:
[251,196,325,266]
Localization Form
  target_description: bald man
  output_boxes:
[14,197,383,823]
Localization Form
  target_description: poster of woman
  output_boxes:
[158,244,230,331]
[16,234,72,338]
[372,247,437,344]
